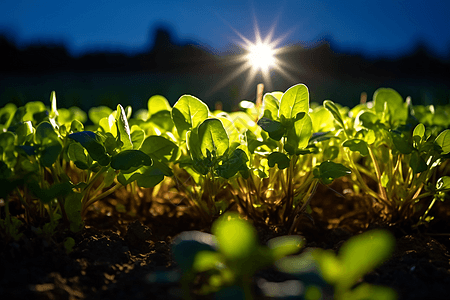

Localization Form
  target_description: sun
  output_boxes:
[246,41,276,73]
[207,16,296,100]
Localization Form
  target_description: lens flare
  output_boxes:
[246,42,276,73]
[207,15,297,100]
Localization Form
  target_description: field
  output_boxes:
[1,81,450,300]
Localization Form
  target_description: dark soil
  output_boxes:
[2,182,450,300]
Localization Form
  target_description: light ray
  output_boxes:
[208,9,299,101]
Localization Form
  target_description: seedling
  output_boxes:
[276,230,397,300]
[172,212,303,299]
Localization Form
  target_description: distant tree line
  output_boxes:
[1,26,449,82]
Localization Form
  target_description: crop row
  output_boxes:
[0,83,449,240]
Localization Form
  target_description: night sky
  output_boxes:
[1,0,449,58]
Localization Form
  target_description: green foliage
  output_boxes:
[0,83,448,244]
[172,213,303,299]
[312,230,396,300]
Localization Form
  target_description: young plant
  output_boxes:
[323,88,450,224]
[276,230,397,300]
[170,95,249,223]
[236,84,350,228]
[171,212,303,299]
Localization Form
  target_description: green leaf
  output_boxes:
[68,131,110,166]
[339,230,395,291]
[198,118,229,158]
[262,92,281,120]
[24,101,46,123]
[217,116,240,144]
[172,95,209,138]
[436,176,450,191]
[148,110,174,132]
[267,152,290,170]
[285,114,313,155]
[9,106,26,129]
[0,131,16,153]
[435,129,450,154]
[357,111,379,130]
[410,151,427,174]
[413,123,425,139]
[373,88,406,123]
[64,192,83,233]
[323,145,340,161]
[130,127,145,150]
[40,144,62,167]
[313,161,351,184]
[49,91,58,120]
[0,103,16,128]
[70,119,84,133]
[34,121,59,145]
[323,100,346,131]
[116,104,133,150]
[257,117,285,141]
[88,106,113,125]
[349,283,397,300]
[140,135,178,162]
[110,150,152,170]
[310,106,333,132]
[118,160,171,188]
[390,131,413,154]
[147,95,171,117]
[245,130,264,154]
[217,148,249,179]
[186,130,208,172]
[67,143,89,169]
[279,84,309,119]
[212,213,258,261]
[15,121,33,145]
[267,235,304,261]
[342,139,369,156]
[28,180,73,204]
[193,251,223,273]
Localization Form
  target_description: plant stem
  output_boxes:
[81,182,123,218]
[368,145,388,202]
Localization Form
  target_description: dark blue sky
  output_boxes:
[1,0,449,58]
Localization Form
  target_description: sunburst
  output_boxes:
[208,17,296,101]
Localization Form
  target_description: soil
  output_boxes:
[2,181,450,300]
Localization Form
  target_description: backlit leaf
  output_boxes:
[373,88,406,124]
[89,106,113,125]
[217,148,249,179]
[198,118,229,158]
[116,104,133,150]
[262,92,281,120]
[324,100,346,132]
[342,139,369,156]
[172,95,209,138]
[436,176,450,191]
[68,131,110,166]
[148,95,171,117]
[435,129,450,154]
[140,135,178,162]
[285,114,313,155]
[339,230,395,291]
[267,152,290,169]
[110,150,152,170]
[313,161,351,184]
[257,117,285,141]
[390,131,413,154]
[212,213,258,261]
[279,84,309,119]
